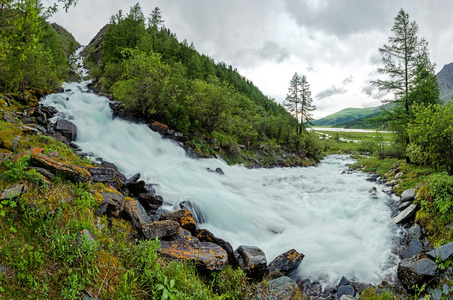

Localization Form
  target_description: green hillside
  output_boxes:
[312,107,380,127]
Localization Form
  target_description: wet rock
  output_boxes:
[159,240,228,271]
[382,186,394,195]
[179,201,205,224]
[160,209,197,234]
[236,245,267,281]
[207,167,225,175]
[401,188,416,203]
[127,180,146,197]
[401,240,423,259]
[0,184,27,200]
[150,121,169,132]
[408,224,423,243]
[124,173,140,185]
[268,276,298,300]
[393,203,417,224]
[427,241,453,262]
[173,132,188,143]
[55,119,77,142]
[397,256,438,289]
[366,174,378,182]
[138,193,163,213]
[297,279,322,297]
[268,249,304,277]
[338,276,349,287]
[30,154,91,183]
[196,229,235,264]
[336,285,355,298]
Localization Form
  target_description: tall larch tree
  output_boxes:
[371,8,438,159]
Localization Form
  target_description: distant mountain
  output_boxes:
[312,107,381,127]
[437,62,453,103]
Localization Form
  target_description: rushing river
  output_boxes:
[41,56,400,287]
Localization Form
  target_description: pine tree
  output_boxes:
[284,73,316,135]
[284,73,302,134]
[371,9,438,159]
[299,75,316,131]
[149,7,164,29]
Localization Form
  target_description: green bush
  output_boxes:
[427,173,453,220]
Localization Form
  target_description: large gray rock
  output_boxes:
[159,240,228,271]
[336,285,355,298]
[236,245,268,281]
[427,241,453,262]
[55,119,77,142]
[401,188,416,203]
[401,240,423,259]
[268,276,298,300]
[142,220,180,240]
[399,200,412,211]
[268,249,305,277]
[397,256,438,289]
[196,229,235,265]
[124,197,150,234]
[393,203,418,224]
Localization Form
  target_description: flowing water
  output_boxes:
[41,56,400,287]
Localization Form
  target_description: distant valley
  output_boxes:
[313,62,453,128]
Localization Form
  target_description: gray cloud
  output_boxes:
[361,84,386,100]
[281,0,396,37]
[343,76,353,85]
[315,86,347,100]
[259,41,290,63]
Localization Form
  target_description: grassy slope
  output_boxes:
[312,107,380,127]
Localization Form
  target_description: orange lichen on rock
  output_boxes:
[159,209,196,234]
[159,240,228,271]
[30,153,91,182]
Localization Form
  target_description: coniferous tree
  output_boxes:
[284,72,302,134]
[284,73,316,135]
[299,75,316,132]
[148,7,164,29]
[371,9,438,157]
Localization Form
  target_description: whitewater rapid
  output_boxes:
[41,70,400,287]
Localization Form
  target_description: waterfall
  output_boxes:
[41,53,400,287]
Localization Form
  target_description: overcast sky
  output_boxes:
[49,0,453,119]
